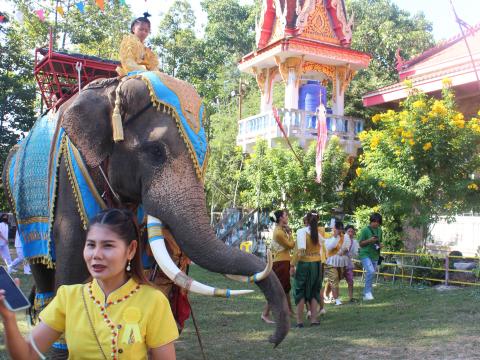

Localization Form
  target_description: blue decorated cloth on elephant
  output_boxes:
[129,71,209,180]
[7,113,58,265]
[6,115,107,266]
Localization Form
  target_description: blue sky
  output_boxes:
[130,0,480,42]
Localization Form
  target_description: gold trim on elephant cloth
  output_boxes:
[132,71,209,182]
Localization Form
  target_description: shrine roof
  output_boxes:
[363,23,480,107]
[241,0,370,72]
[239,36,371,72]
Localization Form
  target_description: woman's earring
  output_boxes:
[126,260,131,272]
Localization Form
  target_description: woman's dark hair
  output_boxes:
[0,214,8,223]
[130,12,151,33]
[335,221,344,232]
[305,211,319,245]
[344,224,355,232]
[369,212,383,225]
[88,208,149,284]
[270,209,287,224]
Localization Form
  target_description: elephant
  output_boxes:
[2,72,289,356]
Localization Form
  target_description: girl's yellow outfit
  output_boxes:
[40,278,178,359]
[116,34,159,76]
[292,227,322,305]
[271,225,295,294]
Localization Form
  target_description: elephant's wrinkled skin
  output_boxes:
[2,77,289,351]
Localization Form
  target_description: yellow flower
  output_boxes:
[438,124,445,130]
[412,100,426,109]
[401,138,406,143]
[409,156,414,161]
[421,116,428,124]
[356,168,362,177]
[372,114,382,123]
[404,79,413,88]
[409,139,415,146]
[442,78,452,87]
[395,149,401,156]
[386,110,395,117]
[444,202,453,210]
[401,130,413,139]
[370,133,381,149]
[358,131,368,141]
[429,100,448,117]
[378,181,386,188]
[423,142,432,151]
[467,183,478,191]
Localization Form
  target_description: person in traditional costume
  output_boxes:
[8,231,31,275]
[358,212,383,301]
[261,209,294,324]
[0,214,12,271]
[343,225,359,302]
[322,221,349,306]
[0,209,178,360]
[291,211,322,327]
[116,13,159,77]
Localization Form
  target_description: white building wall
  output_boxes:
[428,216,480,257]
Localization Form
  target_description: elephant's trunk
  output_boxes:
[143,184,289,346]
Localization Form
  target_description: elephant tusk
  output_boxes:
[147,215,254,297]
[225,249,273,283]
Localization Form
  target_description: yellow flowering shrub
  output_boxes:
[353,83,480,236]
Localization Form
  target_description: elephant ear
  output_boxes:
[61,79,119,168]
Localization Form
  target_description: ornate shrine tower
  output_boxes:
[237,0,371,154]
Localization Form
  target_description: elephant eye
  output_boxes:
[145,143,167,163]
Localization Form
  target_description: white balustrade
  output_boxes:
[236,108,364,154]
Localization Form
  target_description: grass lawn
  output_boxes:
[1,265,480,359]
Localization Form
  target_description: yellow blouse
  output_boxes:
[40,278,178,359]
[292,227,322,265]
[272,225,295,262]
[116,34,159,76]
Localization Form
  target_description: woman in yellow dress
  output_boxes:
[261,209,295,323]
[116,13,159,76]
[0,209,178,360]
[291,211,322,327]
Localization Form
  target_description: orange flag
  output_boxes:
[95,0,104,11]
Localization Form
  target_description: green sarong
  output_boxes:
[293,261,322,305]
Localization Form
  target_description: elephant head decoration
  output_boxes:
[3,71,289,347]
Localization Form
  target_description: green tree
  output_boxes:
[345,0,435,119]
[151,1,200,79]
[0,19,36,210]
[9,1,131,58]
[238,138,350,229]
[353,82,480,246]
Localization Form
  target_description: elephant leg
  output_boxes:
[45,157,89,360]
[53,156,89,288]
